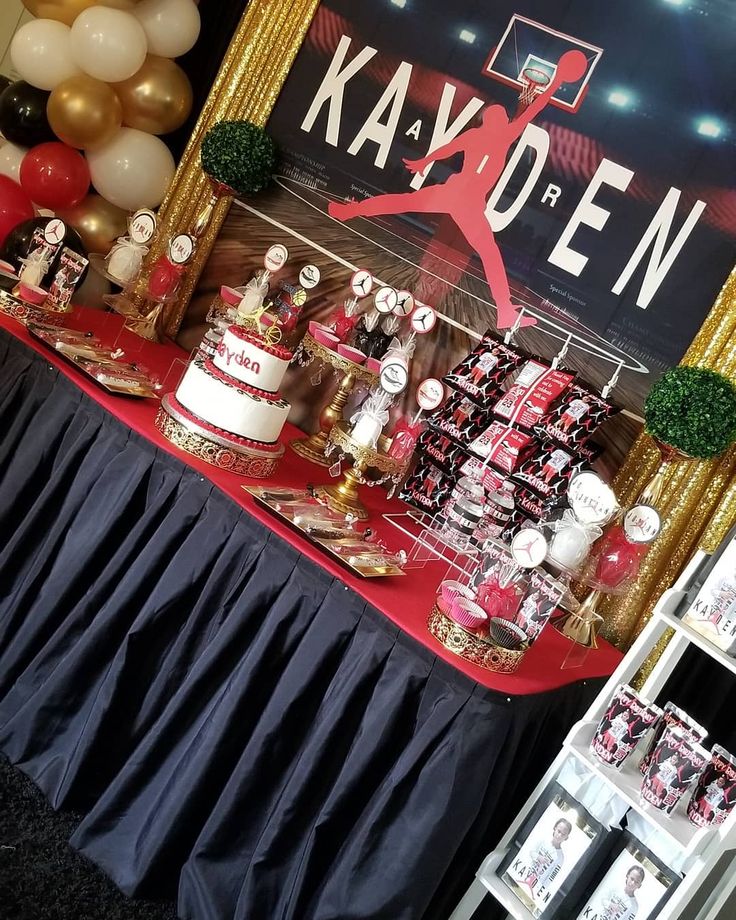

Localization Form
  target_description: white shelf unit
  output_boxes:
[449,550,736,920]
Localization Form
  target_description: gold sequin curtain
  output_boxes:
[601,267,736,649]
[126,0,322,334]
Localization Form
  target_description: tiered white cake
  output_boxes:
[169,324,292,451]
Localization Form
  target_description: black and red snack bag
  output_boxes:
[536,380,620,450]
[577,440,604,465]
[493,359,576,431]
[399,459,456,514]
[513,441,586,499]
[416,428,470,475]
[443,330,526,404]
[469,420,536,474]
[513,485,546,521]
[428,391,494,444]
[501,508,536,543]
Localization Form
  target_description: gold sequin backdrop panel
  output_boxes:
[126,0,322,333]
[600,266,736,649]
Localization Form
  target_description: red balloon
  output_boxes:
[20,142,90,210]
[0,176,34,248]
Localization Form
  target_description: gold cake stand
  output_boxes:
[427,606,528,674]
[290,332,378,467]
[314,420,407,521]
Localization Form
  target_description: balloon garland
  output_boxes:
[0,0,200,252]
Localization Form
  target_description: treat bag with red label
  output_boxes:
[537,380,620,450]
[470,421,537,474]
[494,359,576,431]
[591,685,663,769]
[45,247,89,311]
[418,428,470,473]
[329,296,361,342]
[687,744,736,827]
[514,570,566,644]
[476,541,528,621]
[513,441,586,501]
[640,726,710,814]
[388,416,424,462]
[399,459,456,514]
[443,330,526,404]
[638,702,707,777]
[428,391,495,444]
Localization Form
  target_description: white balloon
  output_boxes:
[0,142,28,183]
[70,8,148,83]
[10,20,81,91]
[134,0,201,58]
[87,128,175,211]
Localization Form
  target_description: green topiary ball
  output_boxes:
[644,366,736,459]
[200,120,276,198]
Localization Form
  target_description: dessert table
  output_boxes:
[0,307,622,920]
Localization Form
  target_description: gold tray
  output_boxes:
[244,486,406,578]
[28,323,159,398]
[0,290,68,326]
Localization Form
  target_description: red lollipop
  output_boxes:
[20,142,90,211]
[0,176,34,248]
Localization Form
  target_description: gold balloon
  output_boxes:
[114,55,193,136]
[57,194,129,254]
[48,75,123,150]
[22,0,139,26]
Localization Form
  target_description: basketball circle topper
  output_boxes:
[350,269,373,298]
[374,285,398,314]
[44,219,66,245]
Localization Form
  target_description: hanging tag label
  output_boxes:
[130,209,157,244]
[264,244,288,272]
[624,505,661,543]
[416,377,444,410]
[169,233,195,265]
[567,471,619,525]
[299,264,320,289]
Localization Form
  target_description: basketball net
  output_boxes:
[515,67,550,117]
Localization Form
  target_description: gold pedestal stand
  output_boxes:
[290,332,377,467]
[314,421,406,521]
[551,589,603,649]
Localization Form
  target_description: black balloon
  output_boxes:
[0,216,88,288]
[0,81,55,148]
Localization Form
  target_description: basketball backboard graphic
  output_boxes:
[483,15,603,113]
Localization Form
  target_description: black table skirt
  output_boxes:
[0,330,604,920]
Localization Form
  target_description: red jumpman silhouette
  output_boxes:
[329,50,587,330]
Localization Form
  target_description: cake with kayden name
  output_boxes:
[156,322,292,477]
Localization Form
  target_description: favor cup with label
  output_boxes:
[590,684,662,769]
[639,701,707,775]
[687,744,736,827]
[641,726,710,814]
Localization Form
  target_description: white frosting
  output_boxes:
[176,359,290,444]
[213,327,289,393]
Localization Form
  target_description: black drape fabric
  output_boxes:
[0,330,605,920]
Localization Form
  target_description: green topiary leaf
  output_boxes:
[200,120,276,197]
[644,366,736,459]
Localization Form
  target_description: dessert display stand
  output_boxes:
[290,331,378,466]
[448,549,736,920]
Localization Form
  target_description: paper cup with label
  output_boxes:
[591,684,662,768]
[639,701,707,776]
[687,744,736,827]
[641,726,709,813]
